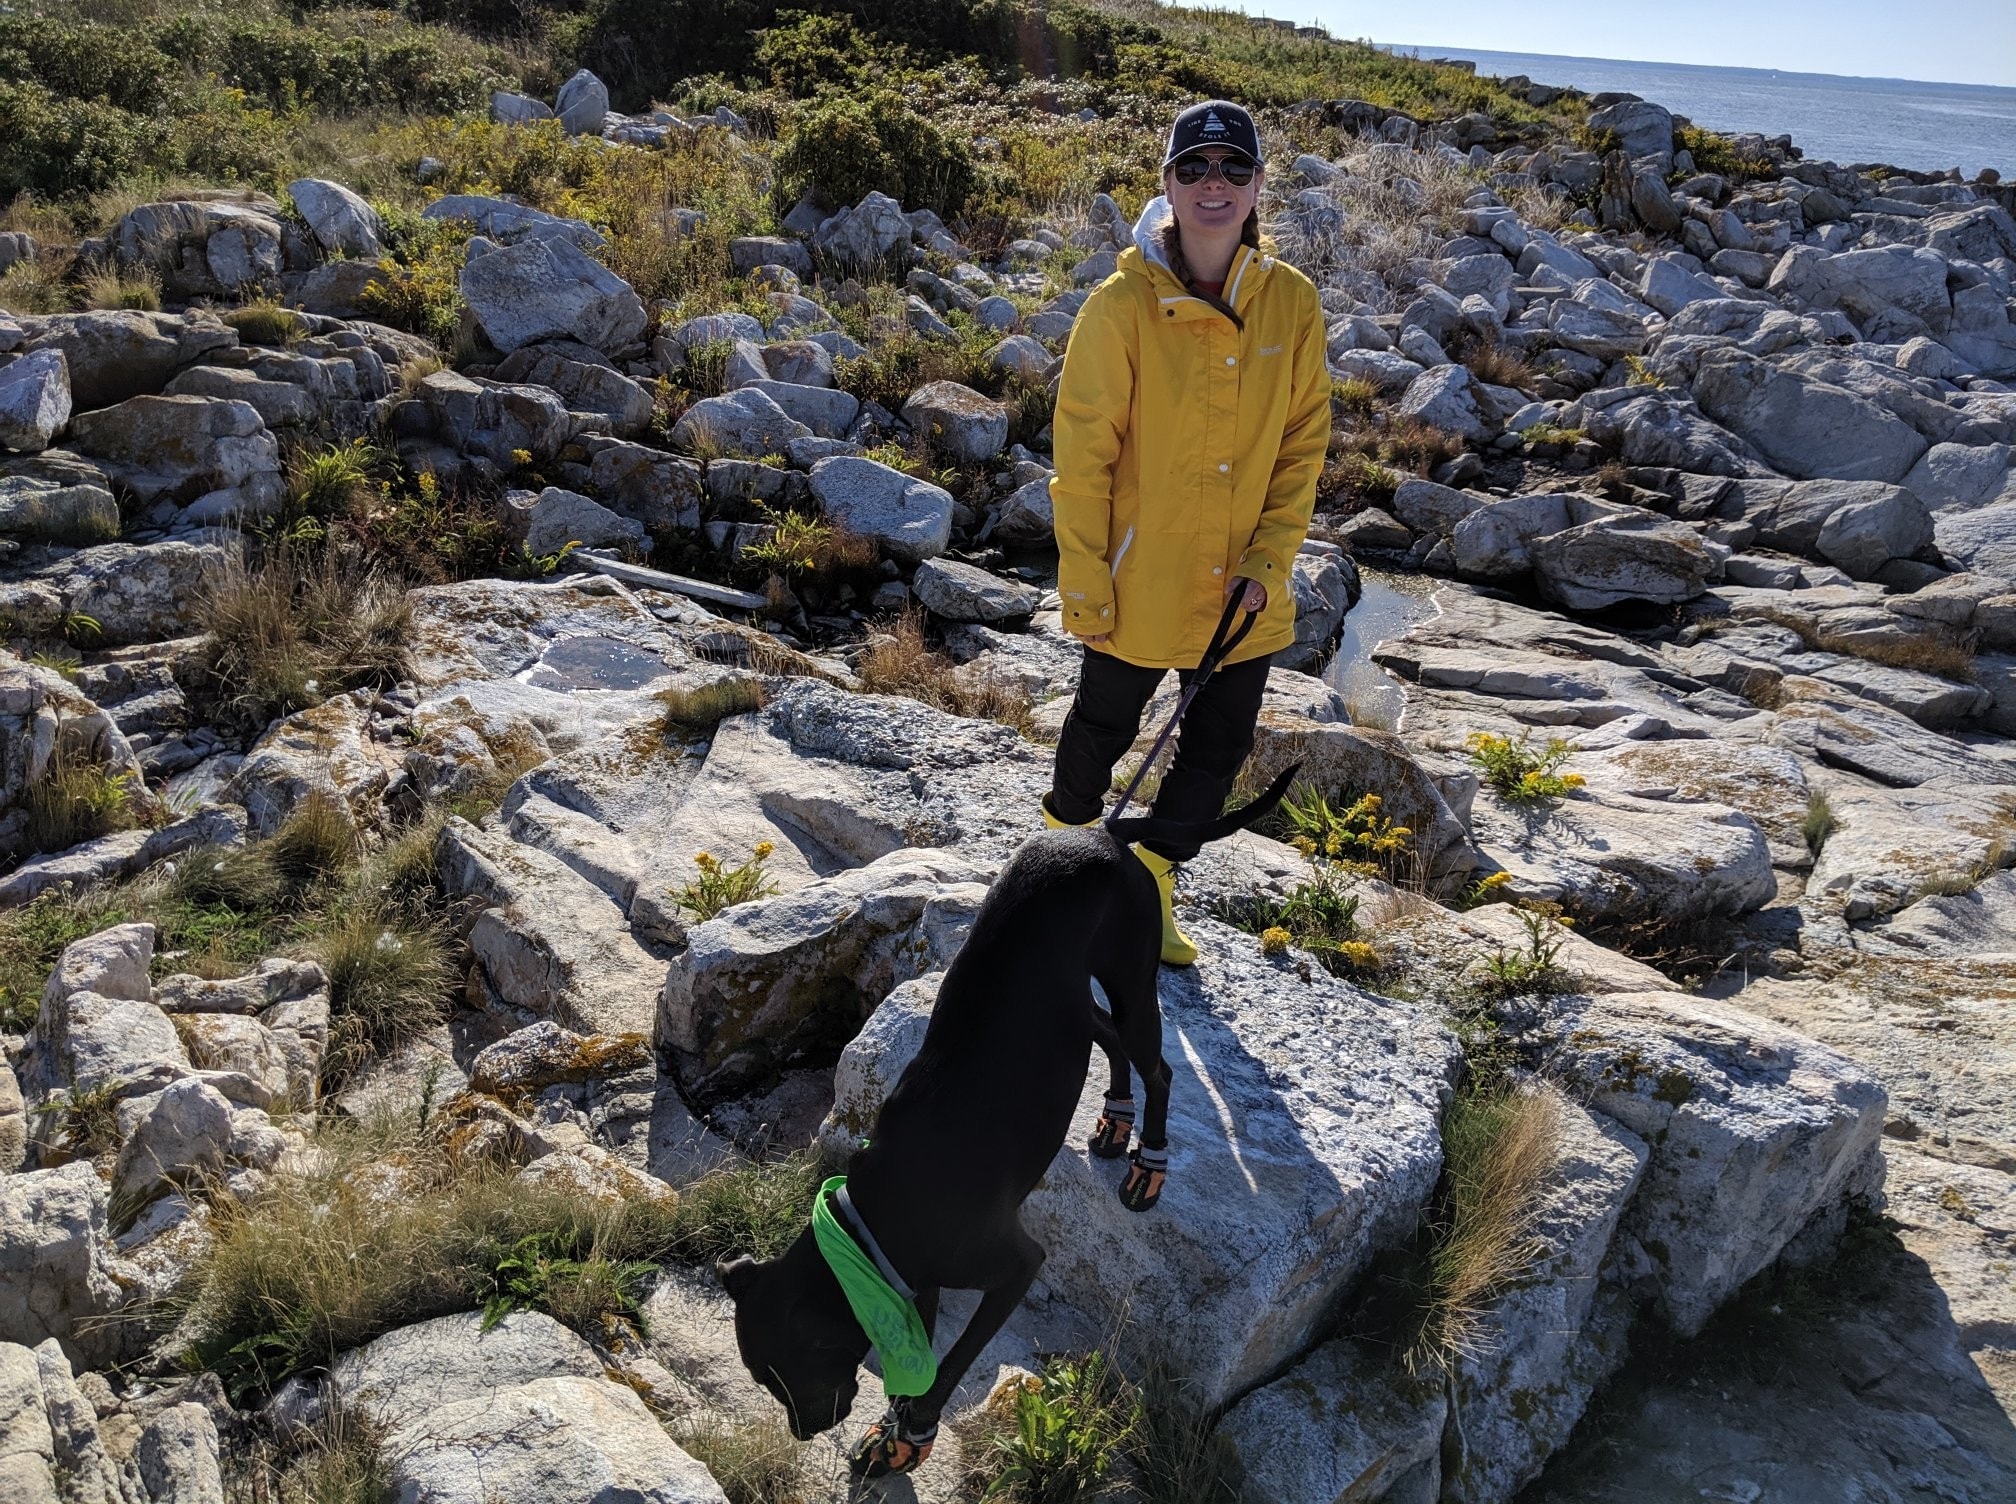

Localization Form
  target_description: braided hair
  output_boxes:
[1158,207,1262,330]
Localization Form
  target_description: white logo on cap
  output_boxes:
[1203,110,1227,134]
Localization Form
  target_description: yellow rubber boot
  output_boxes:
[1133,847,1198,966]
[1042,795,1096,830]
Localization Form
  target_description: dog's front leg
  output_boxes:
[849,1236,1044,1482]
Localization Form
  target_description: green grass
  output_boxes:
[22,742,144,859]
[963,1351,1138,1504]
[661,1150,825,1265]
[1472,908,1575,1001]
[1802,789,1836,857]
[225,300,308,347]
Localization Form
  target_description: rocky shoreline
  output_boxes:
[2,38,2014,1504]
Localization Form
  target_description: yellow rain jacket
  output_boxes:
[1050,198,1331,670]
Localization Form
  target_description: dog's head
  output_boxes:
[716,1254,864,1440]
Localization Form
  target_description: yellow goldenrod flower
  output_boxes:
[753,840,775,860]
[1260,926,1292,955]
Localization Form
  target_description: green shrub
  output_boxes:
[1803,789,1835,856]
[776,90,978,220]
[665,1150,824,1264]
[1472,908,1574,1001]
[964,1351,1139,1504]
[0,887,133,1033]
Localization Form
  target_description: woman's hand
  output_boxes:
[1226,576,1267,613]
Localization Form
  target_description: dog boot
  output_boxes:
[1133,848,1199,966]
[1042,794,1096,830]
[849,1404,937,1481]
[1089,1096,1134,1159]
[1119,1145,1168,1213]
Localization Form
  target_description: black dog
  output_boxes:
[716,768,1295,1479]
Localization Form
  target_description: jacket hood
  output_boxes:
[1132,196,1176,272]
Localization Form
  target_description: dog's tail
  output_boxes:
[1105,762,1301,850]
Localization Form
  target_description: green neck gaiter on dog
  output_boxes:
[811,1176,938,1398]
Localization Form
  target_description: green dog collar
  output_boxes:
[811,1175,938,1398]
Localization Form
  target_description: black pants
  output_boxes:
[1048,648,1273,863]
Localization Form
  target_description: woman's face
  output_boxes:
[1163,148,1263,238]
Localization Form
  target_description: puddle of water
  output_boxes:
[1325,570,1436,728]
[519,635,674,692]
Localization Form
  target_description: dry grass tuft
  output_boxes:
[856,610,1036,737]
[667,1415,807,1504]
[1409,1080,1563,1372]
[657,678,766,740]
[225,300,310,347]
[1458,338,1537,393]
[194,547,413,732]
[80,264,161,311]
[1748,606,1979,684]
[183,1114,690,1402]
[23,740,142,857]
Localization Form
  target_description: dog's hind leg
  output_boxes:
[1087,1001,1134,1159]
[1106,970,1172,1214]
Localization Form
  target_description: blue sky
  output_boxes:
[1258,2,2016,88]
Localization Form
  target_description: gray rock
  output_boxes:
[492,345,654,439]
[987,335,1049,384]
[1451,493,1574,577]
[332,1310,603,1425]
[0,538,230,647]
[1531,513,1721,609]
[0,350,72,453]
[1515,990,1886,1337]
[0,1164,129,1367]
[812,192,912,272]
[1546,299,1649,359]
[66,395,281,516]
[989,475,1054,545]
[111,199,281,301]
[421,196,603,251]
[107,1080,230,1233]
[670,388,811,458]
[1902,441,2012,511]
[901,381,1008,463]
[1693,349,1930,484]
[1445,1100,1647,1503]
[910,558,1041,622]
[728,236,812,277]
[1393,476,1485,535]
[388,1377,726,1504]
[1587,99,1674,161]
[1640,255,1722,317]
[554,69,611,136]
[459,235,647,356]
[1815,484,1935,578]
[414,370,570,471]
[0,469,118,545]
[745,379,858,439]
[1396,363,1490,445]
[135,1405,223,1504]
[1282,550,1352,671]
[808,456,954,564]
[490,90,552,125]
[1220,1338,1446,1504]
[817,916,1457,1409]
[285,179,383,259]
[1332,347,1425,393]
[759,340,834,388]
[505,486,647,560]
[19,310,236,412]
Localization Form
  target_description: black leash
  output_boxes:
[1106,592,1259,827]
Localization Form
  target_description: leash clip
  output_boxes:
[1107,592,1259,826]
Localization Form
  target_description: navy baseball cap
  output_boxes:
[1162,100,1262,168]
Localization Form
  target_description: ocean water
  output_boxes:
[1384,44,2016,179]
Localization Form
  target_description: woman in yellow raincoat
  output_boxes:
[1043,98,1331,965]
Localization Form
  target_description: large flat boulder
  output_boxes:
[18,311,236,412]
[1692,349,1929,484]
[459,235,647,356]
[817,916,1459,1408]
[1507,990,1887,1336]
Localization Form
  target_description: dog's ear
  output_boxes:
[715,1255,761,1299]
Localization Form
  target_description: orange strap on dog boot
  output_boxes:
[849,1405,938,1481]
[1119,1145,1167,1213]
[1089,1096,1134,1159]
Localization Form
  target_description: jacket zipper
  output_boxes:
[1109,526,1135,578]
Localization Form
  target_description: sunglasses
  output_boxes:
[1170,153,1257,188]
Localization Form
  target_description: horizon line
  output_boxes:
[1377,40,2016,95]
